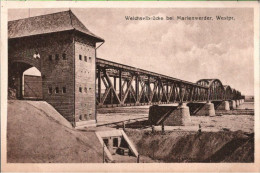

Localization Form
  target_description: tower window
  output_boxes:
[48,87,52,94]
[62,87,66,93]
[89,57,92,62]
[84,114,88,120]
[49,55,52,61]
[79,87,82,93]
[62,53,67,60]
[55,87,59,94]
[79,55,82,60]
[55,54,59,60]
[84,56,87,62]
[84,87,87,93]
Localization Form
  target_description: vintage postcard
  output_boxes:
[1,1,260,172]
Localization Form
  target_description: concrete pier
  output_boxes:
[215,101,230,111]
[236,100,240,107]
[200,102,215,116]
[188,102,215,116]
[230,100,237,109]
[149,103,191,126]
[164,103,191,126]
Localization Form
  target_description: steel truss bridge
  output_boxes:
[96,58,242,108]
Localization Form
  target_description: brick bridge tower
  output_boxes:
[8,10,104,127]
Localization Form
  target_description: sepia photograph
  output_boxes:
[1,1,259,172]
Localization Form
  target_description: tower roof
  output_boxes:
[8,10,104,42]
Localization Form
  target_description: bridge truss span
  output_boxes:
[96,58,210,108]
[96,58,243,108]
[196,79,241,101]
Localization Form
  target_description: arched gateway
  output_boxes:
[8,10,104,127]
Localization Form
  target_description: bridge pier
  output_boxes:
[236,100,240,107]
[148,103,191,126]
[187,102,215,116]
[213,101,230,111]
[197,102,215,116]
[164,103,191,126]
[230,100,237,109]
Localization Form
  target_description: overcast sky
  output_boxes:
[8,8,254,95]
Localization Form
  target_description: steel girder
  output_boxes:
[96,59,242,107]
[96,58,207,108]
[196,79,242,101]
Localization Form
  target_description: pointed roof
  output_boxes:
[8,10,104,42]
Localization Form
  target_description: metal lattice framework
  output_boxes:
[96,58,242,108]
[196,79,225,101]
[223,85,233,100]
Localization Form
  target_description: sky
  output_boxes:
[8,8,254,95]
